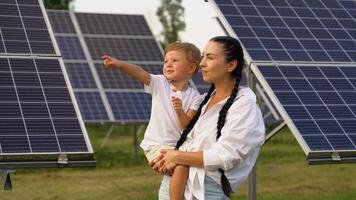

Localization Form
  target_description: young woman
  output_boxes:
[151,36,265,199]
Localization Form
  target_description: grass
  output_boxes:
[1,125,355,199]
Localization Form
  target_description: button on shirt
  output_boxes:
[180,87,265,200]
[140,74,203,152]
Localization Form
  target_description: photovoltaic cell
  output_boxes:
[214,0,356,62]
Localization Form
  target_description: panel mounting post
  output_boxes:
[1,170,15,191]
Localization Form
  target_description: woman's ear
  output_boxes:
[227,60,238,72]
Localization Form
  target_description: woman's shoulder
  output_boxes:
[235,86,256,102]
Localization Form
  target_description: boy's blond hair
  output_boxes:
[164,42,201,74]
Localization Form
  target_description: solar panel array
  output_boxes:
[47,10,163,123]
[211,0,356,163]
[0,0,94,167]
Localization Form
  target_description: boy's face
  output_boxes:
[163,50,196,82]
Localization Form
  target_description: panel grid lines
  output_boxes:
[257,64,356,151]
[215,0,356,62]
[47,10,164,123]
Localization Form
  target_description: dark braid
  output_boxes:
[175,36,245,197]
[175,84,215,149]
[216,76,241,140]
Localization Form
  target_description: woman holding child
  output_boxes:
[151,36,265,200]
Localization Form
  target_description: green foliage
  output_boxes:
[156,0,186,48]
[43,0,71,10]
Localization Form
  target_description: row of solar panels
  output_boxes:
[209,0,356,163]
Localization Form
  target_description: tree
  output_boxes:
[156,0,186,48]
[43,0,71,10]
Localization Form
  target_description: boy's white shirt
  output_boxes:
[140,74,203,152]
[180,87,265,200]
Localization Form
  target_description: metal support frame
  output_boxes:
[248,65,257,200]
[265,122,287,142]
[133,125,146,160]
[100,125,115,148]
[1,170,15,190]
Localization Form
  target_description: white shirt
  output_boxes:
[140,74,203,151]
[180,87,265,200]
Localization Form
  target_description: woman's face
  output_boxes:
[200,41,235,83]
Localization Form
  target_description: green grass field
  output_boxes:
[1,125,355,200]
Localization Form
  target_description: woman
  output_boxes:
[151,36,265,199]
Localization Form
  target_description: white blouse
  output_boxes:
[180,87,265,200]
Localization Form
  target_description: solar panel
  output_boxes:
[47,10,163,123]
[0,57,93,166]
[252,63,356,162]
[212,0,356,62]
[0,1,94,169]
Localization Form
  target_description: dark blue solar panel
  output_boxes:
[257,64,356,152]
[75,92,109,121]
[107,92,151,122]
[214,0,356,62]
[0,58,89,155]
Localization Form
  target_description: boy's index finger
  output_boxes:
[102,55,111,60]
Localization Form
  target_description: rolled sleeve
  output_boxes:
[203,98,265,171]
[144,74,162,95]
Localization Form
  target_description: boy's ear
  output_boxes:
[189,62,198,74]
[227,60,238,73]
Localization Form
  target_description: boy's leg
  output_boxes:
[169,165,189,200]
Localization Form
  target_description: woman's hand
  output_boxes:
[149,154,162,170]
[159,149,180,174]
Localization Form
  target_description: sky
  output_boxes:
[73,0,225,50]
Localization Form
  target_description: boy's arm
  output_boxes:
[172,96,197,129]
[102,55,151,85]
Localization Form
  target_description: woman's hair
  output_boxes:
[175,36,245,197]
[164,42,201,74]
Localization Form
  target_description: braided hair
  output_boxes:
[175,36,245,196]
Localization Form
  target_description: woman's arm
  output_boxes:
[155,150,204,174]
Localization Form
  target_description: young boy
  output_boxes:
[102,42,202,200]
